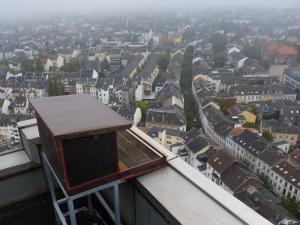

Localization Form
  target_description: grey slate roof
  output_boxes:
[186,136,210,154]
[146,105,186,127]
[256,147,283,166]
[157,82,183,103]
[139,54,159,81]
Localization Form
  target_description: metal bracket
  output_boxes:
[42,153,122,225]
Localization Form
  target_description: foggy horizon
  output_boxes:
[1,0,299,21]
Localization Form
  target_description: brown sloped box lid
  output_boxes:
[30,95,132,139]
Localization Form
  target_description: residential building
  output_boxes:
[146,105,187,131]
[261,120,299,145]
[95,78,114,104]
[43,54,64,71]
[61,48,80,62]
[147,127,185,150]
[282,67,300,94]
[135,54,159,100]
[207,150,263,195]
[235,186,298,225]
[13,96,29,114]
[157,82,184,109]
[262,41,298,66]
[207,150,235,185]
[231,85,296,104]
[227,105,256,124]
[186,136,215,168]
[0,99,11,114]
[112,105,142,126]
[255,147,283,178]
[270,160,300,201]
[76,79,97,97]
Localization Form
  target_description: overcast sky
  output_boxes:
[1,0,299,20]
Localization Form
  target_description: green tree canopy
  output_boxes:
[48,75,63,96]
[136,100,149,122]
[21,59,35,72]
[210,33,228,53]
[262,130,273,142]
[36,58,44,72]
[101,57,110,71]
[180,46,194,89]
[180,45,201,130]
[0,63,8,72]
[213,53,226,68]
[256,172,272,190]
[157,53,170,72]
[60,59,81,72]
[243,122,257,129]
[243,41,263,60]
[281,197,300,215]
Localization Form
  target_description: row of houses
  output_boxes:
[192,74,300,205]
[207,148,299,224]
[145,116,299,224]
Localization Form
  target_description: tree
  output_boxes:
[281,197,300,215]
[213,53,225,68]
[262,112,280,120]
[0,63,8,72]
[180,46,201,130]
[101,57,109,71]
[243,122,257,129]
[256,172,272,190]
[260,58,270,70]
[136,101,149,122]
[249,104,257,114]
[210,33,228,53]
[216,98,236,113]
[180,46,194,89]
[60,59,81,72]
[21,59,35,72]
[157,53,170,72]
[184,92,201,130]
[48,75,63,96]
[243,41,263,60]
[36,58,44,72]
[262,130,273,142]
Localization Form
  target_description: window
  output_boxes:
[283,189,287,196]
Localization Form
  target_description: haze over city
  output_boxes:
[1,0,299,20]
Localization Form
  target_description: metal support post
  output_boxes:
[67,199,77,225]
[113,183,121,225]
[42,155,68,225]
[95,192,116,223]
[42,153,123,225]
[87,194,93,214]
